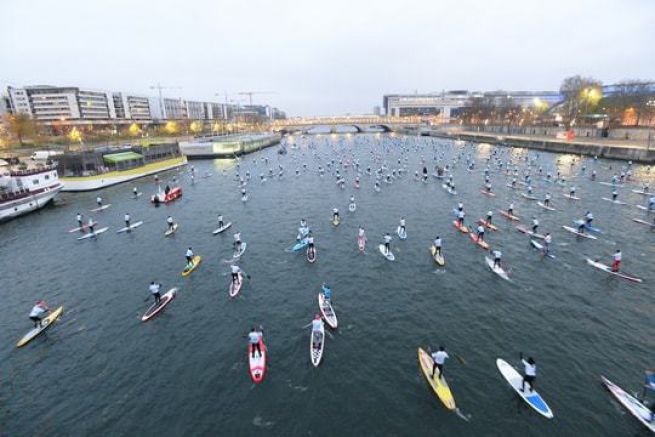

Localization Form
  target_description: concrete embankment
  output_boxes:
[429,131,655,163]
[179,134,281,159]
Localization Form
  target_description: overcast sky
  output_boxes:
[1,0,653,116]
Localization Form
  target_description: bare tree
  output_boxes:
[559,75,602,128]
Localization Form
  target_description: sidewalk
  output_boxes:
[450,131,651,150]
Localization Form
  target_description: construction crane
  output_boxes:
[237,91,275,107]
[149,83,182,119]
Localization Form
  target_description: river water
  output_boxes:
[1,133,654,436]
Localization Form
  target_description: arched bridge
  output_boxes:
[272,116,420,135]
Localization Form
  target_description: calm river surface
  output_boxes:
[1,133,654,436]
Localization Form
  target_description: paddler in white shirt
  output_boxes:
[185,247,194,267]
[248,327,262,358]
[520,357,538,393]
[431,346,449,380]
[29,300,50,328]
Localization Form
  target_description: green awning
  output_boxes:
[103,152,144,164]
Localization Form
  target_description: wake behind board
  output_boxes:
[496,358,553,419]
[17,306,64,348]
[142,288,177,322]
[417,347,456,411]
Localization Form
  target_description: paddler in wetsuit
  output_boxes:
[29,300,50,328]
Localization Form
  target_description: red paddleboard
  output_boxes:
[248,339,267,383]
[141,288,177,322]
[469,233,490,250]
[498,210,520,221]
[453,220,469,234]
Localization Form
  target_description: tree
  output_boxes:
[4,113,37,146]
[559,75,602,128]
[600,80,655,129]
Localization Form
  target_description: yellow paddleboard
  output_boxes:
[181,255,202,277]
[417,347,456,410]
[430,246,445,266]
[17,306,64,348]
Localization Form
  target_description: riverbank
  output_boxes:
[179,133,280,159]
[430,130,655,163]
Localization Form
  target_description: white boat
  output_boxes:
[0,160,62,222]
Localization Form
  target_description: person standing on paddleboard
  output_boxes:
[399,217,406,235]
[520,357,537,393]
[322,283,331,301]
[612,249,622,272]
[569,186,576,197]
[508,203,515,217]
[233,232,242,253]
[431,346,449,380]
[124,213,131,229]
[312,315,323,348]
[433,236,442,256]
[531,217,539,234]
[217,214,224,229]
[76,213,83,229]
[248,327,262,358]
[166,216,174,231]
[29,300,50,328]
[486,211,493,224]
[149,281,161,304]
[230,265,242,285]
[307,232,315,255]
[87,217,95,234]
[383,233,392,255]
[133,187,138,197]
[585,211,594,226]
[96,196,103,207]
[476,224,485,242]
[544,193,551,207]
[457,210,465,227]
[332,208,339,222]
[185,247,194,267]
[492,250,502,269]
[543,233,552,255]
[457,202,464,213]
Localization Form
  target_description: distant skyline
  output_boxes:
[2,0,654,116]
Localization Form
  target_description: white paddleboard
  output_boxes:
[142,288,177,322]
[586,258,643,283]
[379,244,395,261]
[77,227,109,240]
[561,225,597,240]
[318,293,337,329]
[310,322,325,367]
[229,272,243,297]
[91,204,112,212]
[233,242,247,259]
[396,226,407,240]
[497,358,553,419]
[164,223,178,237]
[602,376,655,433]
[485,256,510,281]
[116,221,144,233]
[212,222,232,235]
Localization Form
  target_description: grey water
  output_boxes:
[1,133,654,436]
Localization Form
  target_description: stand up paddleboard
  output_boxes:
[318,291,337,329]
[478,219,498,231]
[229,273,243,297]
[248,339,267,383]
[562,193,580,200]
[417,348,456,411]
[69,222,97,233]
[537,201,556,211]
[562,225,597,240]
[469,233,490,250]
[530,240,555,259]
[117,221,144,233]
[498,210,520,221]
[631,218,655,228]
[520,193,538,201]
[233,242,247,259]
[77,227,109,240]
[397,226,407,240]
[516,225,545,239]
[586,258,643,283]
[164,223,178,237]
[212,222,232,235]
[480,190,496,197]
[485,257,510,281]
[91,204,112,212]
[181,255,202,276]
[601,376,655,433]
[17,306,64,348]
[293,238,309,252]
[379,244,395,261]
[307,246,317,263]
[453,221,469,234]
[430,246,445,266]
[601,197,627,205]
[310,323,325,367]
[496,358,553,419]
[142,288,177,322]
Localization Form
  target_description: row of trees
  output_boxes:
[457,76,655,131]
